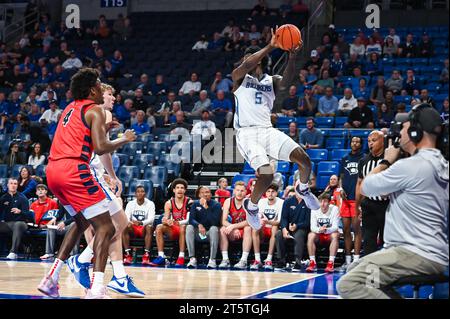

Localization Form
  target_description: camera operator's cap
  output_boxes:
[36,184,48,190]
[395,104,443,135]
[310,50,319,57]
[49,99,57,105]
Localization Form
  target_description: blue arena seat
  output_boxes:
[317,161,340,176]
[330,149,351,161]
[291,161,315,175]
[121,142,143,160]
[277,117,296,128]
[316,174,332,190]
[231,174,255,188]
[314,117,334,128]
[158,153,181,176]
[0,165,8,178]
[126,179,154,200]
[242,162,255,174]
[276,161,290,174]
[143,166,168,190]
[115,153,129,166]
[117,166,140,187]
[326,138,346,149]
[35,165,46,177]
[11,165,32,178]
[132,153,155,173]
[334,117,348,128]
[306,149,328,162]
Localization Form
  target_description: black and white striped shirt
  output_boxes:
[358,153,389,201]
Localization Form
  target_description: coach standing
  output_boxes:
[338,104,448,298]
[355,130,389,255]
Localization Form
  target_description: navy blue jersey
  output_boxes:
[340,151,365,200]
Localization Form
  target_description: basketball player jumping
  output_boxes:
[37,69,136,299]
[66,83,145,297]
[232,27,320,230]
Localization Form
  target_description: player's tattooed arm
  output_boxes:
[273,43,303,94]
[221,198,232,227]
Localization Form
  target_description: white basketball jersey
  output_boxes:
[233,73,276,129]
[90,152,105,181]
[258,197,284,228]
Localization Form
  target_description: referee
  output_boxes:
[355,130,389,255]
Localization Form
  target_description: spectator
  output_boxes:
[402,69,420,96]
[170,110,191,133]
[353,78,370,101]
[416,89,436,109]
[190,90,211,116]
[62,50,82,70]
[207,32,224,51]
[17,166,37,198]
[28,103,42,122]
[398,33,417,58]
[345,54,364,76]
[365,37,382,57]
[306,65,318,85]
[191,110,216,140]
[131,110,151,134]
[39,100,61,125]
[0,178,30,259]
[115,98,133,125]
[211,90,233,128]
[2,142,26,167]
[345,97,375,128]
[18,115,51,153]
[219,181,252,269]
[122,185,156,265]
[440,58,449,84]
[349,67,363,91]
[396,102,407,114]
[112,13,125,37]
[336,33,350,57]
[220,19,235,37]
[300,117,323,149]
[281,85,299,116]
[251,0,269,16]
[385,69,403,95]
[179,73,201,95]
[275,187,310,271]
[330,52,344,78]
[441,98,449,121]
[313,70,334,94]
[302,49,322,71]
[317,86,338,116]
[250,184,283,271]
[59,89,73,110]
[370,76,387,106]
[186,186,222,269]
[51,64,69,89]
[287,121,299,142]
[418,32,434,58]
[94,15,111,38]
[377,103,395,128]
[164,100,183,125]
[305,192,340,273]
[210,71,233,93]
[365,53,383,77]
[349,37,365,58]
[116,16,132,40]
[132,88,149,112]
[29,183,58,228]
[110,50,125,72]
[248,24,262,41]
[383,36,398,58]
[28,142,45,169]
[297,85,318,117]
[338,88,357,116]
[39,203,78,260]
[150,74,168,97]
[323,175,343,207]
[385,28,400,46]
[192,34,209,51]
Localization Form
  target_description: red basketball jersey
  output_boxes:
[171,196,189,221]
[49,99,97,163]
[229,197,246,224]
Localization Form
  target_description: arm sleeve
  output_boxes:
[141,201,156,226]
[179,211,190,225]
[357,158,364,179]
[325,206,340,234]
[310,210,319,233]
[361,159,414,198]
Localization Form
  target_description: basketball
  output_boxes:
[275,24,302,51]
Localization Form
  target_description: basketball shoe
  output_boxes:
[141,252,151,266]
[263,260,273,271]
[218,259,230,269]
[67,254,91,289]
[242,198,261,230]
[149,256,166,267]
[207,259,217,269]
[294,181,320,210]
[175,256,185,268]
[325,261,335,273]
[107,275,145,297]
[85,286,111,299]
[306,260,317,272]
[233,259,248,270]
[37,275,60,298]
[250,260,262,271]
[187,257,197,269]
[123,252,133,265]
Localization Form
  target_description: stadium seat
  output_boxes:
[288,175,294,186]
[316,174,332,190]
[317,161,340,176]
[143,166,168,190]
[121,142,143,160]
[147,141,168,156]
[306,149,328,162]
[0,165,7,178]
[11,165,32,178]
[326,138,346,149]
[314,117,334,128]
[277,117,296,128]
[296,117,308,126]
[242,162,255,174]
[330,149,350,161]
[132,153,155,173]
[158,153,181,176]
[276,161,290,174]
[334,117,348,128]
[35,165,46,177]
[126,179,154,200]
[349,129,372,138]
[291,161,315,174]
[115,153,129,166]
[117,166,140,187]
[231,174,255,188]
[136,134,154,145]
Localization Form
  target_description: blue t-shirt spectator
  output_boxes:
[300,127,324,148]
[115,104,131,123]
[211,98,232,112]
[340,150,365,200]
[59,98,73,110]
[318,95,339,114]
[7,100,21,116]
[215,78,233,93]
[131,122,150,134]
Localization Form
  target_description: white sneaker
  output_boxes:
[242,198,261,230]
[218,259,230,269]
[40,253,54,260]
[187,257,197,269]
[206,259,217,269]
[233,259,248,270]
[85,286,111,299]
[6,252,18,260]
[250,260,263,271]
[294,181,320,210]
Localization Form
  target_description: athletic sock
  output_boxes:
[329,256,335,262]
[299,182,309,191]
[345,255,352,265]
[158,251,165,258]
[241,251,249,262]
[266,254,273,262]
[91,272,105,295]
[309,256,316,262]
[48,258,64,281]
[78,246,94,264]
[111,260,127,279]
[221,251,229,260]
[353,255,360,262]
[178,251,185,258]
[254,253,261,263]
[248,200,258,210]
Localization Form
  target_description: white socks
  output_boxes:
[353,255,360,262]
[91,272,105,295]
[158,251,165,257]
[309,256,316,262]
[345,255,352,264]
[111,260,127,279]
[266,254,273,262]
[48,258,64,281]
[329,256,335,262]
[221,251,229,261]
[255,253,261,263]
[299,182,309,191]
[179,252,185,258]
[78,246,94,264]
[241,251,249,262]
[248,200,258,210]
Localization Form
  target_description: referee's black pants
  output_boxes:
[361,198,389,256]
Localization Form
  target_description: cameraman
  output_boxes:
[337,104,448,299]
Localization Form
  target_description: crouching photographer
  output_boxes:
[337,103,449,299]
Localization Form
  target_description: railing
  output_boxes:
[273,0,326,75]
[1,4,39,44]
